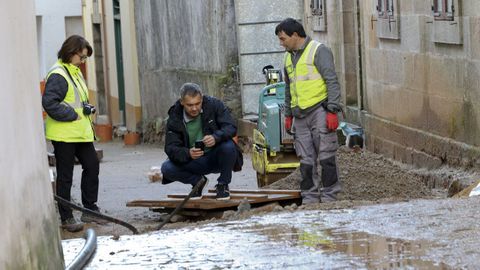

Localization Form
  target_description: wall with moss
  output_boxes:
[134,0,240,141]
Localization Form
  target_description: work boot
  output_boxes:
[61,217,84,233]
[191,176,209,199]
[300,163,320,204]
[215,184,230,200]
[81,206,108,225]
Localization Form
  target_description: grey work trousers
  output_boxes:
[293,106,341,203]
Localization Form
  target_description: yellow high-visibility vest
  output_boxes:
[284,40,327,109]
[44,60,94,142]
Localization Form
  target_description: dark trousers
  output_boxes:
[52,141,99,221]
[161,140,237,185]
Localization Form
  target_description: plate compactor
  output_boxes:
[252,66,300,187]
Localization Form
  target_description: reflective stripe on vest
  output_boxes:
[44,61,94,142]
[285,40,327,109]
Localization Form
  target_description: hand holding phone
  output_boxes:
[195,140,205,151]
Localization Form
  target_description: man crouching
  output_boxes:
[161,83,242,200]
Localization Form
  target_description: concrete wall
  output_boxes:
[134,0,239,125]
[1,1,64,269]
[235,0,303,116]
[306,0,350,109]
[35,0,83,79]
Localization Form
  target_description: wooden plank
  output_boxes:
[168,193,269,199]
[127,199,241,210]
[128,195,298,210]
[127,189,301,210]
[206,189,301,196]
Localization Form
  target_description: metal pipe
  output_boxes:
[65,228,97,270]
[156,177,207,230]
[55,195,139,234]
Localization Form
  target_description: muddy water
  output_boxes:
[63,211,450,269]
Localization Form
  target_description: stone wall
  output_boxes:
[358,0,480,169]
[134,0,240,141]
[304,0,480,170]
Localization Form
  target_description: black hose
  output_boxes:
[65,228,97,270]
[156,177,207,230]
[55,195,139,234]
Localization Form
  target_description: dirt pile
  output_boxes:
[266,146,435,202]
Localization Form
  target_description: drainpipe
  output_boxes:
[101,0,112,122]
[65,228,97,270]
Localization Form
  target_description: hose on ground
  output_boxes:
[65,228,97,270]
[156,177,207,230]
[55,195,139,234]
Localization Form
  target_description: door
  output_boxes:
[113,0,126,124]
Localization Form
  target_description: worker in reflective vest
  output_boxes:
[42,35,105,232]
[276,18,342,204]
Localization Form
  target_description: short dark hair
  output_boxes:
[275,18,306,38]
[180,83,203,99]
[57,35,93,63]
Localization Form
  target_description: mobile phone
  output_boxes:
[195,140,205,150]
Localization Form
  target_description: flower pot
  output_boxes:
[124,132,140,145]
[95,124,113,142]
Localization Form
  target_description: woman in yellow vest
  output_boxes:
[275,18,342,204]
[42,35,104,232]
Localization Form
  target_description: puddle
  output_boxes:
[63,211,451,269]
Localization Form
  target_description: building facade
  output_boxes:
[302,0,480,169]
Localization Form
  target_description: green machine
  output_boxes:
[252,66,300,187]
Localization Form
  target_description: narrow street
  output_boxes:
[60,140,258,238]
[61,140,480,269]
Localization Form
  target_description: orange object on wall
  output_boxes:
[40,80,46,119]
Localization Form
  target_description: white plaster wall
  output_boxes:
[121,0,141,108]
[35,0,83,79]
[1,1,64,269]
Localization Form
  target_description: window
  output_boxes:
[433,0,454,21]
[311,0,323,16]
[310,0,326,32]
[431,0,462,44]
[375,0,400,39]
[376,0,394,19]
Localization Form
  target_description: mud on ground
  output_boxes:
[62,145,480,238]
[163,146,480,230]
[268,146,438,202]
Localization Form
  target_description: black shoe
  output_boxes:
[61,217,84,232]
[162,176,174,185]
[215,184,230,200]
[81,206,108,225]
[191,176,209,199]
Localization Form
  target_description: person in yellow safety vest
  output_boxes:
[275,18,342,204]
[42,35,106,232]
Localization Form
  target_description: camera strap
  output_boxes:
[62,64,89,103]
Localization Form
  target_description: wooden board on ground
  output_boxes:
[126,189,301,211]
